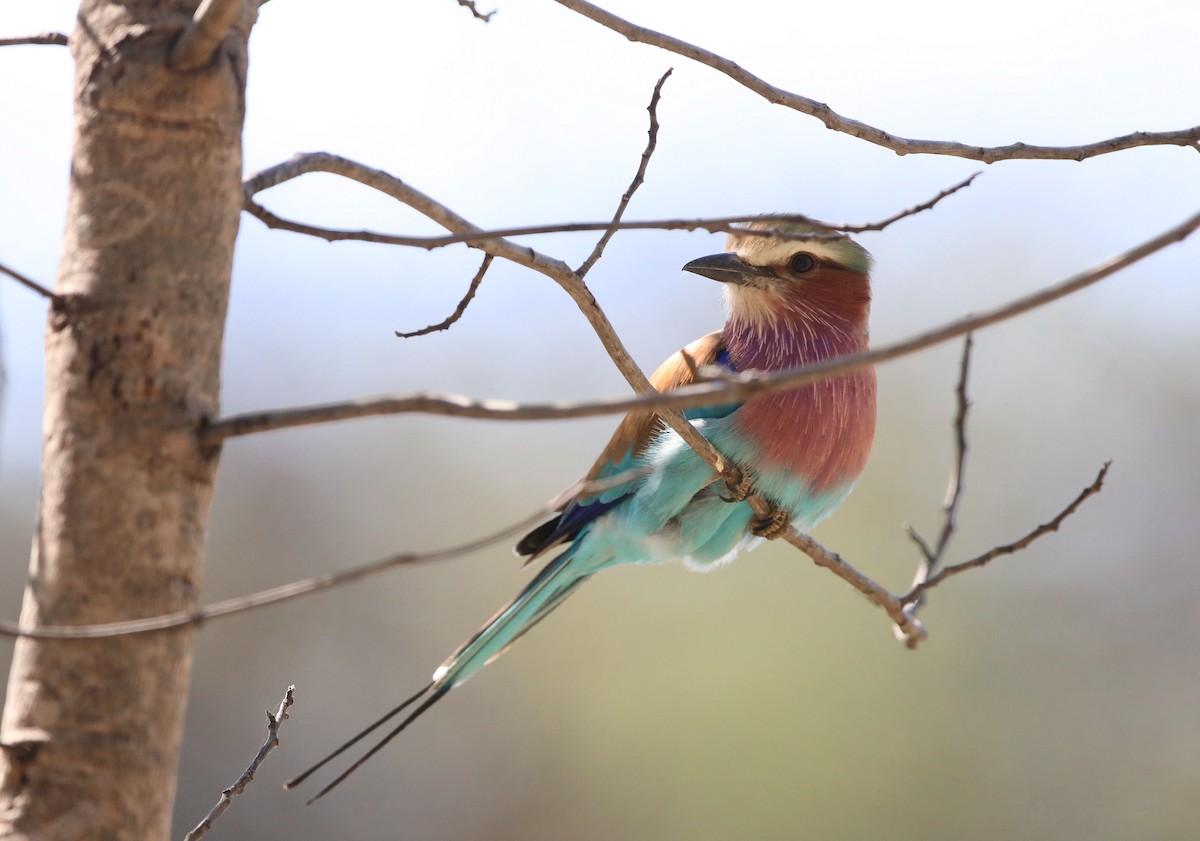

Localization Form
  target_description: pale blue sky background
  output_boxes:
[1,2,1199,840]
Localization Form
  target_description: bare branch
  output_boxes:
[170,0,244,72]
[577,68,672,277]
[243,175,977,251]
[454,0,496,22]
[904,461,1112,600]
[0,471,644,640]
[183,687,296,841]
[242,151,656,404]
[788,532,926,646]
[243,158,750,602]
[847,174,981,233]
[905,334,974,592]
[936,335,973,557]
[203,204,1200,443]
[0,259,61,303]
[550,0,1200,163]
[242,196,407,245]
[0,33,68,47]
[889,341,1109,644]
[395,254,492,338]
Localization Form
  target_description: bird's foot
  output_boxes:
[721,466,755,502]
[749,507,791,540]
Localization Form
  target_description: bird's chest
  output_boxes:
[728,371,876,493]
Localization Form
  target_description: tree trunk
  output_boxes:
[0,2,253,837]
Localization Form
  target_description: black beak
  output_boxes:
[681,252,771,286]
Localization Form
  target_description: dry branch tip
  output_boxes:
[549,0,1200,162]
[0,32,68,47]
[183,686,296,841]
[456,0,497,22]
[395,254,493,338]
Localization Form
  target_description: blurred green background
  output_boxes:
[2,1,1198,839]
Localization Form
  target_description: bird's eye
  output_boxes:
[789,253,815,273]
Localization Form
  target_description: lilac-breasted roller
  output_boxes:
[290,221,877,799]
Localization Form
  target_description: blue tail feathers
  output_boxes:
[433,547,591,690]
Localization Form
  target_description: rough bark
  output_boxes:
[0,2,254,838]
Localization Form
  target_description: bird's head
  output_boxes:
[682,220,872,327]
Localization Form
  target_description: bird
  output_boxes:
[287,220,877,801]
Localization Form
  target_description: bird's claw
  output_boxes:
[721,467,755,503]
[718,468,789,538]
[749,508,791,540]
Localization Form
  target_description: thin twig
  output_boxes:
[170,0,243,72]
[577,68,672,277]
[788,532,924,644]
[551,0,1200,163]
[243,177,976,251]
[183,687,296,841]
[0,33,68,47]
[849,174,981,233]
[202,205,1200,443]
[0,259,61,303]
[937,334,973,560]
[454,0,496,22]
[904,461,1112,600]
[395,254,492,338]
[905,334,974,597]
[0,471,644,639]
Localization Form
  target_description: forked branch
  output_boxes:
[890,334,1110,642]
[904,462,1111,602]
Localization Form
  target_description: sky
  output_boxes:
[1,2,1199,840]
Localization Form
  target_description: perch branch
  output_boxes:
[550,0,1200,162]
[183,687,296,841]
[787,532,921,640]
